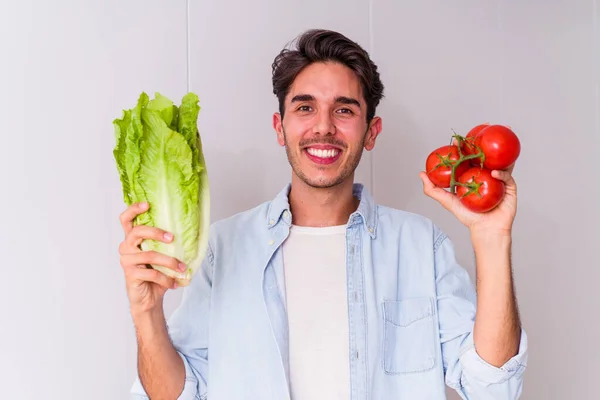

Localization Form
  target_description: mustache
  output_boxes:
[298,137,347,149]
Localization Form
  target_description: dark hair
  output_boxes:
[271,29,384,123]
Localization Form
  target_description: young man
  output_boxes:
[122,29,527,399]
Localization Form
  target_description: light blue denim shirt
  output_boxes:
[131,183,528,399]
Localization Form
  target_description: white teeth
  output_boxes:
[307,148,339,158]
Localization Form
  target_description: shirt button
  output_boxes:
[268,239,275,245]
[269,219,275,225]
[368,227,374,233]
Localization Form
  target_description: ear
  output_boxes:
[364,116,382,151]
[273,112,285,146]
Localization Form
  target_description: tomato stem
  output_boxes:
[459,181,483,199]
[447,132,486,193]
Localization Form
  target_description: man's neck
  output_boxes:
[288,177,360,227]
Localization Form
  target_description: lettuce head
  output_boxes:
[113,92,210,286]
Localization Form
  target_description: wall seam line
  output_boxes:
[594,0,598,143]
[186,0,191,92]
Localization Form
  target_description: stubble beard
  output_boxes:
[282,126,366,189]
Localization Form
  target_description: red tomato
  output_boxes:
[426,145,471,188]
[474,125,521,170]
[456,167,505,213]
[461,123,489,165]
[467,123,490,138]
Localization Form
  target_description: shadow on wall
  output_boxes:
[372,98,432,212]
[509,192,563,400]
[205,145,292,222]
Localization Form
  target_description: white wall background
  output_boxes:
[1,1,598,399]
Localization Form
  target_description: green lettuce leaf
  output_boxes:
[113,92,210,286]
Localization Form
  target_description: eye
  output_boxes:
[337,108,354,115]
[297,105,312,112]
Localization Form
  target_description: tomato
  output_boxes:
[474,125,521,170]
[456,167,505,213]
[461,123,489,165]
[467,123,490,138]
[426,145,471,188]
[462,123,489,152]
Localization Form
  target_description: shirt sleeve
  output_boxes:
[130,241,215,400]
[433,226,528,400]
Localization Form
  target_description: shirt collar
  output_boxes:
[266,182,377,239]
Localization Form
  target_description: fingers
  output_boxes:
[121,251,186,274]
[125,225,174,250]
[127,268,176,290]
[119,202,149,235]
[492,169,517,197]
[491,165,516,186]
[491,169,512,183]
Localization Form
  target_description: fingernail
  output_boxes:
[139,202,148,209]
[178,263,186,271]
[164,232,173,241]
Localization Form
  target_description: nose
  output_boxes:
[312,110,336,136]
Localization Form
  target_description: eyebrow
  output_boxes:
[290,94,361,108]
[290,94,315,103]
[335,96,361,108]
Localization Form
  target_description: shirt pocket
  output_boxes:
[382,297,436,374]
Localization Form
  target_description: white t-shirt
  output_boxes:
[282,224,350,399]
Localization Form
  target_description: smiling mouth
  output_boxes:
[306,147,340,158]
[304,146,342,165]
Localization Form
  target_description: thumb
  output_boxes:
[419,171,457,213]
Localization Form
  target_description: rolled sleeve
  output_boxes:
[459,328,528,385]
[130,351,203,400]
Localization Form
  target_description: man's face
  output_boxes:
[273,61,382,189]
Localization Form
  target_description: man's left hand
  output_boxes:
[419,164,517,236]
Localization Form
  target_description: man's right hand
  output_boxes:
[118,201,186,316]
[119,202,189,398]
